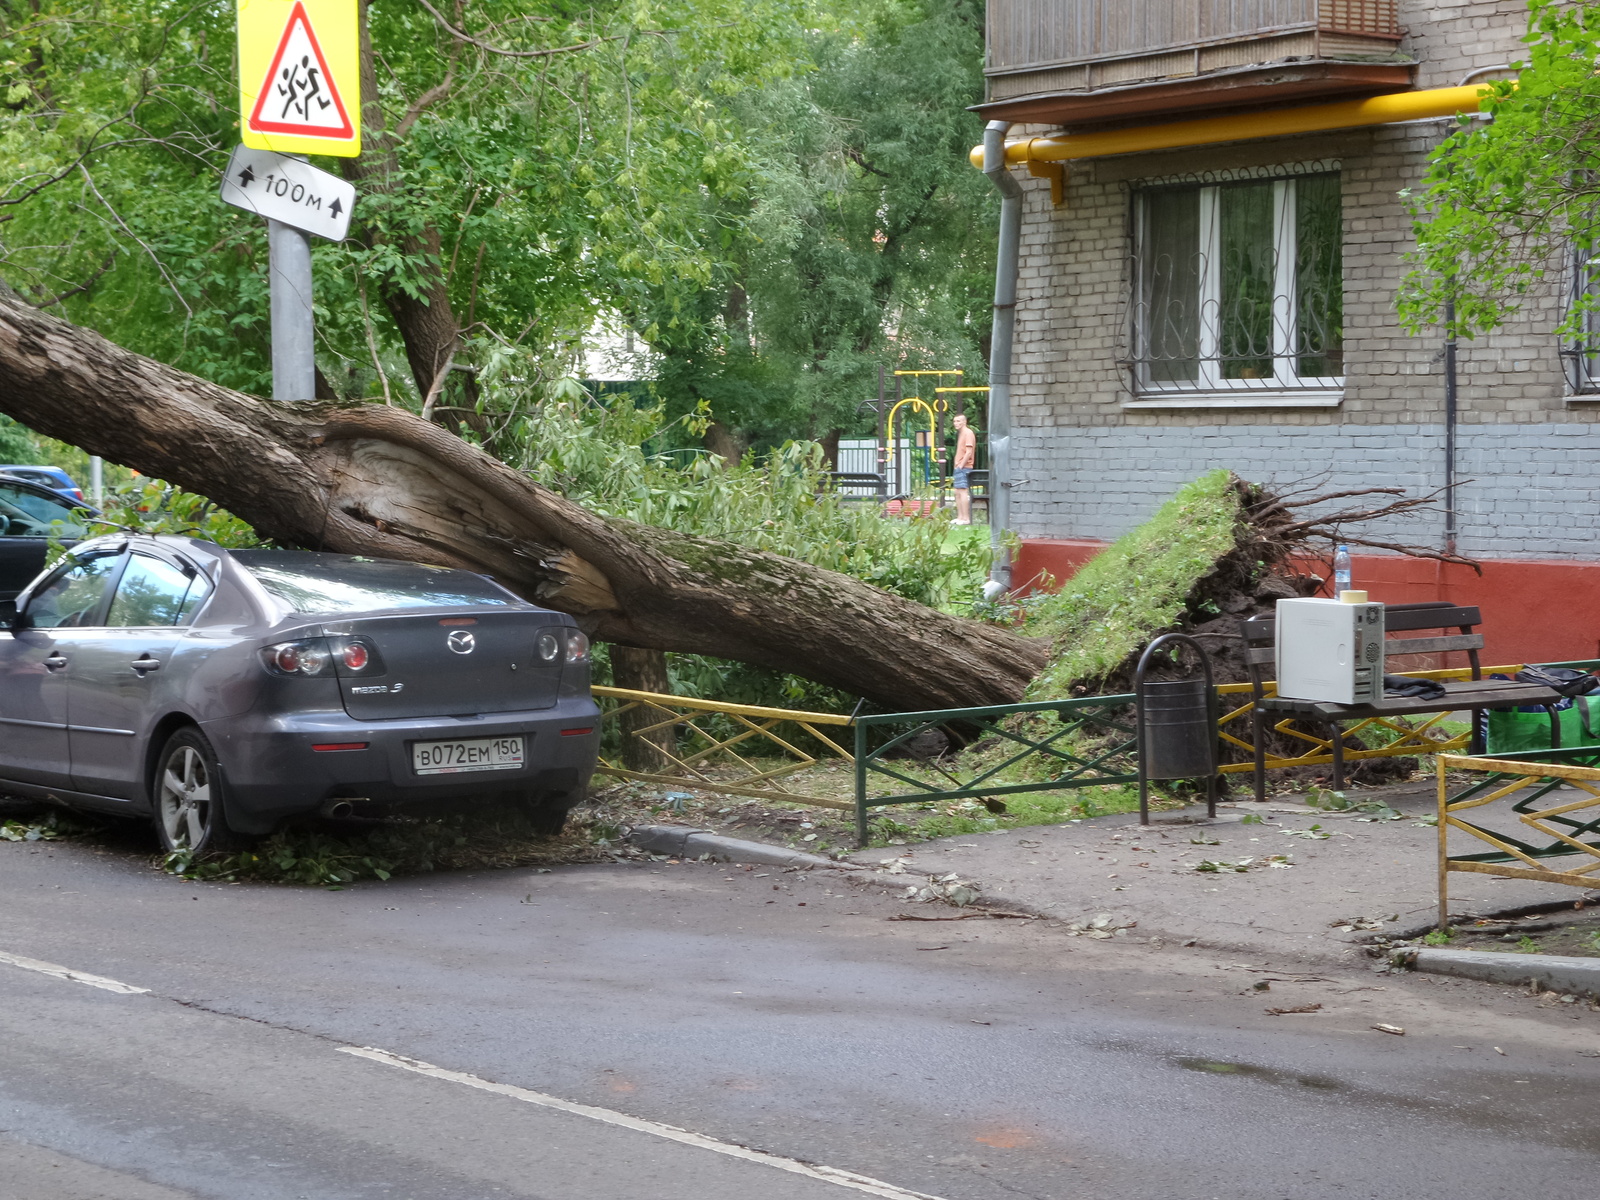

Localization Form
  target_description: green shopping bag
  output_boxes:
[1484,693,1600,754]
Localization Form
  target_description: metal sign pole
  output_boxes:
[234,0,363,401]
[267,216,316,401]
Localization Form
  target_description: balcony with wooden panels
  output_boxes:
[979,1,1414,127]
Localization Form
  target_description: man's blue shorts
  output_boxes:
[953,467,972,490]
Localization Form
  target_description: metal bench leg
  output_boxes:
[1330,721,1345,791]
[1469,708,1484,755]
[1252,707,1267,803]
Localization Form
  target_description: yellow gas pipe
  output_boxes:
[967,84,1495,171]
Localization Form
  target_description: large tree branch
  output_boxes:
[0,287,1048,710]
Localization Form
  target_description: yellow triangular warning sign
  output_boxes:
[238,0,360,156]
[249,3,352,137]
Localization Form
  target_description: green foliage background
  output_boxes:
[1401,0,1600,340]
[0,0,994,447]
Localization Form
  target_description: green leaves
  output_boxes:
[1026,470,1245,697]
[88,480,265,549]
[0,0,826,407]
[491,387,989,611]
[1401,0,1600,339]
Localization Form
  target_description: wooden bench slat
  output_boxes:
[1240,605,1485,639]
[1261,680,1563,720]
[1383,634,1485,656]
[1384,604,1481,631]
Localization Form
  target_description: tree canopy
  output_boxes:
[1401,0,1600,340]
[0,0,994,451]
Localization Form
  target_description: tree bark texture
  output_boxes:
[0,292,1048,712]
[608,646,674,770]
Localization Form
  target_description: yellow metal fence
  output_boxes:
[1436,751,1600,929]
[592,686,856,810]
[592,666,1543,812]
[1212,663,1530,775]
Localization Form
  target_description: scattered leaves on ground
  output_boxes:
[0,812,100,842]
[1193,854,1293,873]
[162,804,623,887]
[1280,824,1332,840]
[1332,915,1398,932]
[1065,913,1136,939]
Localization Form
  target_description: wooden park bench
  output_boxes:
[1238,601,1565,801]
[824,471,888,501]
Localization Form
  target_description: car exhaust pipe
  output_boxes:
[319,799,355,820]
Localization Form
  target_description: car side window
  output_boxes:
[0,483,84,538]
[106,554,212,627]
[25,554,121,629]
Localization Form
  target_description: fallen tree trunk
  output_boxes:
[0,290,1047,710]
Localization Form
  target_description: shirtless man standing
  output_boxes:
[951,412,977,526]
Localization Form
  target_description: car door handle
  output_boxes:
[43,655,67,671]
[131,656,162,674]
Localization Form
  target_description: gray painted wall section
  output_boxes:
[1014,423,1600,559]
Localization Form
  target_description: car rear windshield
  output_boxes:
[232,551,522,614]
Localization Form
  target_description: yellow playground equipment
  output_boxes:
[887,370,962,492]
[885,396,938,491]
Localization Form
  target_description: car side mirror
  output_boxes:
[0,599,17,630]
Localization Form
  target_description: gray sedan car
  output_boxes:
[0,535,600,852]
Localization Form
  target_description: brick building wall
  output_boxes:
[1007,0,1596,559]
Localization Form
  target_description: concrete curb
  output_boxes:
[626,824,841,869]
[1392,947,1600,999]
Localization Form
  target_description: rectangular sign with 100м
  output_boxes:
[219,145,355,240]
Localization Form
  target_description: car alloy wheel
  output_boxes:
[154,729,244,854]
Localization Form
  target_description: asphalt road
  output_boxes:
[2,826,1598,1200]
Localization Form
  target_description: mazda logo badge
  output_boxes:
[447,630,476,655]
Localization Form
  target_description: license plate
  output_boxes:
[412,736,525,775]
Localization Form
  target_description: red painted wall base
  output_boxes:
[1015,537,1600,667]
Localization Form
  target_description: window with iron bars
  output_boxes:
[1563,248,1600,395]
[1131,171,1344,402]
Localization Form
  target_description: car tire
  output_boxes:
[152,728,250,855]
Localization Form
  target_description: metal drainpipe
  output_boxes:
[1443,294,1458,557]
[1437,67,1509,559]
[983,119,1021,596]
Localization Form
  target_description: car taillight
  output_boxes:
[262,640,334,677]
[564,628,590,664]
[328,637,384,675]
[536,632,561,663]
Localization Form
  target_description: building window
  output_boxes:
[1563,248,1600,395]
[1132,171,1344,404]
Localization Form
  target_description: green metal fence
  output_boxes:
[851,694,1139,845]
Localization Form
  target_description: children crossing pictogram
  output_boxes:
[248,2,352,138]
[237,0,360,157]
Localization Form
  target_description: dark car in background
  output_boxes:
[0,465,85,504]
[0,473,92,602]
[0,536,600,852]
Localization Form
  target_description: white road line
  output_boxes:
[338,1045,947,1200]
[0,949,149,995]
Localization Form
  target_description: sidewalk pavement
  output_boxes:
[844,780,1597,966]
